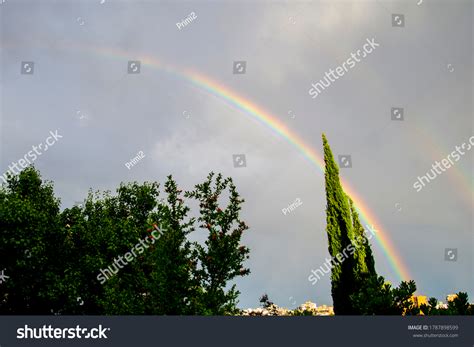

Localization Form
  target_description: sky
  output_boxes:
[0,0,472,309]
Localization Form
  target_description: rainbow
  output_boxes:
[62,43,413,283]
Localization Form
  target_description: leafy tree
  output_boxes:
[96,182,163,314]
[350,276,396,315]
[146,177,200,315]
[185,173,250,315]
[420,293,474,316]
[394,280,419,315]
[0,168,66,314]
[446,292,472,315]
[350,276,417,315]
[420,297,440,315]
[0,168,251,315]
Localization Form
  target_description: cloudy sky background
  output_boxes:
[1,0,472,308]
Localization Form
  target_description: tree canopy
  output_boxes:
[0,168,249,315]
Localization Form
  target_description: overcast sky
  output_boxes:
[1,0,472,309]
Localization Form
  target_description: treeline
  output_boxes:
[0,134,472,315]
[0,168,249,314]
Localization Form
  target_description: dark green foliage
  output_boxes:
[322,134,378,314]
[0,168,65,314]
[447,292,471,315]
[259,293,273,308]
[322,134,472,316]
[347,197,376,277]
[350,276,418,315]
[420,297,441,315]
[0,168,250,315]
[420,293,474,316]
[394,281,420,315]
[319,134,462,316]
[350,276,397,315]
[1,163,470,316]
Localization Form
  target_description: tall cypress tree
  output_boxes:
[322,134,377,314]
